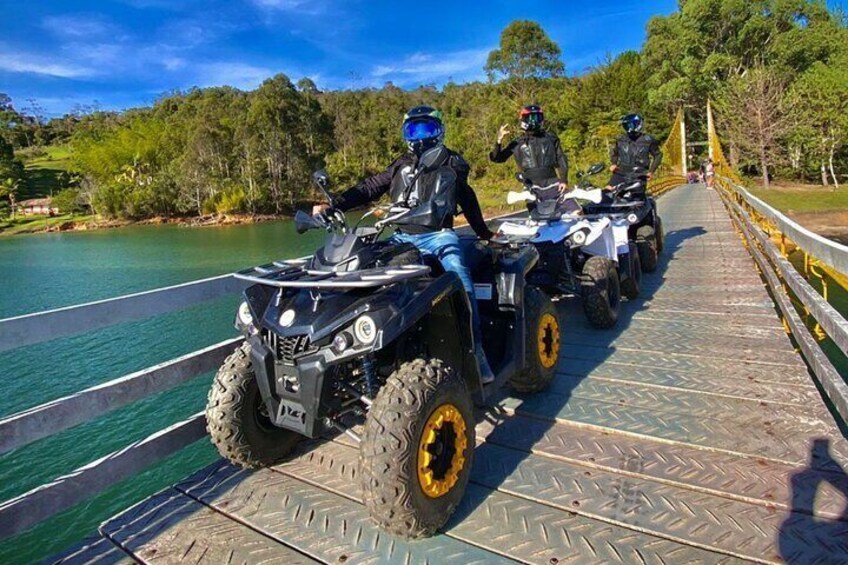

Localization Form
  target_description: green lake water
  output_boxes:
[0,221,325,564]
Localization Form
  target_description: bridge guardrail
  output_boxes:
[715,176,848,423]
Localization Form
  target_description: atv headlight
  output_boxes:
[237,301,253,326]
[571,230,587,245]
[333,332,353,353]
[354,315,377,344]
[627,213,639,224]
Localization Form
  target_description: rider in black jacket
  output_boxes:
[490,105,569,190]
[608,113,662,199]
[312,106,496,382]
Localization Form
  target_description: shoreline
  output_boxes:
[7,207,847,245]
[1,205,518,238]
[0,212,290,237]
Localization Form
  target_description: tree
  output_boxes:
[485,20,565,101]
[715,67,793,188]
[790,58,848,187]
[0,135,23,215]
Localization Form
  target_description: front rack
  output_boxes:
[234,258,431,289]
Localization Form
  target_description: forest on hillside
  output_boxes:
[1,0,847,220]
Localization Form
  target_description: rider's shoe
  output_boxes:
[477,348,496,384]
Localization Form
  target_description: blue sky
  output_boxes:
[1,0,691,116]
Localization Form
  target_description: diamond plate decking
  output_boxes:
[50,185,848,565]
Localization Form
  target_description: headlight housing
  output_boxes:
[237,301,253,326]
[570,230,587,246]
[627,213,639,224]
[353,315,378,344]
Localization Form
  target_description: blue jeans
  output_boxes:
[390,230,484,352]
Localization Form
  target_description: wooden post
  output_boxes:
[679,108,688,176]
[707,99,715,160]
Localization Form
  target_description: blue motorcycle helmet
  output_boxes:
[402,106,445,155]
[621,113,644,139]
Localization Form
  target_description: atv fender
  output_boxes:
[378,273,482,394]
[583,218,618,262]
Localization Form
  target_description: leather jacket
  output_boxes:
[490,130,568,186]
[610,133,662,175]
[334,147,493,239]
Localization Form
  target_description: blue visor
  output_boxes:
[402,118,443,142]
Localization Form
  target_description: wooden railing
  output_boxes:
[0,277,248,539]
[716,176,848,422]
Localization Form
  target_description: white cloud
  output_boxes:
[252,0,309,8]
[370,48,490,85]
[0,52,95,78]
[249,0,331,15]
[194,62,279,90]
[42,15,120,39]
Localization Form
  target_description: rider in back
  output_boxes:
[311,105,496,383]
[491,105,575,212]
[490,105,569,190]
[608,113,662,200]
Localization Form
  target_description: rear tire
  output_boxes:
[360,358,474,539]
[581,256,621,329]
[510,287,560,393]
[636,225,659,273]
[206,343,300,468]
[655,217,665,253]
[620,246,642,300]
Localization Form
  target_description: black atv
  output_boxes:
[581,166,665,273]
[205,169,561,539]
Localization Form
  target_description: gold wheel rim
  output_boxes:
[417,403,467,498]
[537,313,560,369]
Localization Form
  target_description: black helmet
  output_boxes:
[520,104,544,132]
[402,105,445,155]
[621,113,644,138]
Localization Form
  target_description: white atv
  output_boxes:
[494,172,641,328]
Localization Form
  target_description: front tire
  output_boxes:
[636,225,659,273]
[510,287,560,393]
[206,343,300,468]
[581,256,621,329]
[360,359,474,539]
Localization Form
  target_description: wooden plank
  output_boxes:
[0,274,247,353]
[100,488,320,564]
[0,338,242,455]
[277,441,736,565]
[177,461,515,565]
[476,411,848,519]
[0,414,206,540]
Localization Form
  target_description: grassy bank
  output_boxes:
[0,214,95,236]
[749,181,848,214]
[18,145,74,200]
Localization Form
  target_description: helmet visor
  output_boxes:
[521,111,543,128]
[621,114,643,132]
[402,118,443,142]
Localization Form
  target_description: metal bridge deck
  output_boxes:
[54,185,848,565]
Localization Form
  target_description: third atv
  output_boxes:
[582,165,665,273]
